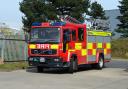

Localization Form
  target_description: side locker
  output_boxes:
[96,36,104,50]
[87,35,97,62]
[103,36,111,60]
[95,36,104,62]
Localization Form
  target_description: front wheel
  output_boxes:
[68,59,78,73]
[37,66,44,73]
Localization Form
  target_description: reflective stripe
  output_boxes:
[92,49,96,55]
[82,49,87,56]
[75,45,82,50]
[75,43,82,50]
[51,44,59,49]
[104,49,107,55]
[67,42,111,58]
[29,44,36,49]
[106,43,111,49]
[68,52,70,62]
[88,31,111,36]
[97,43,102,48]
[69,50,75,52]
[87,43,93,49]
[75,43,82,45]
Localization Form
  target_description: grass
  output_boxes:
[0,62,28,72]
[112,38,128,59]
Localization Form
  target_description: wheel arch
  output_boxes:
[71,54,77,61]
[99,53,104,60]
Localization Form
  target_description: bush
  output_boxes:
[112,38,128,59]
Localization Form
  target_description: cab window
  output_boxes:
[78,28,84,41]
[72,30,76,41]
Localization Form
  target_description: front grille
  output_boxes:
[31,49,57,55]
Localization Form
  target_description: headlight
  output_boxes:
[54,59,60,62]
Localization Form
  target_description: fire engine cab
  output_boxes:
[28,18,111,73]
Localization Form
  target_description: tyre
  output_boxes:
[91,56,104,70]
[68,58,78,73]
[37,66,44,73]
[74,59,78,72]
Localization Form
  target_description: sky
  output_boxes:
[94,0,120,10]
[0,0,120,30]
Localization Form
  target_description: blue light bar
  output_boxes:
[51,22,66,26]
[32,22,41,26]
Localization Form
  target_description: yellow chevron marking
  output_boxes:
[51,44,59,49]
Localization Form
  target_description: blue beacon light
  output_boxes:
[32,22,41,26]
[51,22,66,26]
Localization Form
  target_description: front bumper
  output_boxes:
[28,57,69,68]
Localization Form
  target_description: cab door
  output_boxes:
[77,28,86,64]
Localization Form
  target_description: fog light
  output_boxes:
[54,59,59,62]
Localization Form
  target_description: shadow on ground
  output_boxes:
[26,60,128,74]
[26,65,93,74]
[106,60,128,68]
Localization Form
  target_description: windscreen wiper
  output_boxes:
[43,39,58,43]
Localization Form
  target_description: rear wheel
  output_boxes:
[98,56,104,69]
[37,66,44,73]
[91,56,104,70]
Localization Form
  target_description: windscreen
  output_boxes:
[30,28,60,43]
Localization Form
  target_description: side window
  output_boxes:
[78,28,84,41]
[72,30,76,41]
[63,29,71,42]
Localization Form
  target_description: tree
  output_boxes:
[116,0,128,37]
[89,1,107,19]
[20,0,57,32]
[112,31,115,37]
[48,0,90,22]
[20,0,90,32]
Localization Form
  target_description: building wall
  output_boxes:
[0,23,27,62]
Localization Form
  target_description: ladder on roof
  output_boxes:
[85,18,110,31]
[60,15,82,24]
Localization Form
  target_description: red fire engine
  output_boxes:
[28,18,111,73]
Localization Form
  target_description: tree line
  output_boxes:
[116,0,128,37]
[20,0,128,37]
[20,0,106,32]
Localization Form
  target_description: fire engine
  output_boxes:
[28,17,111,73]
